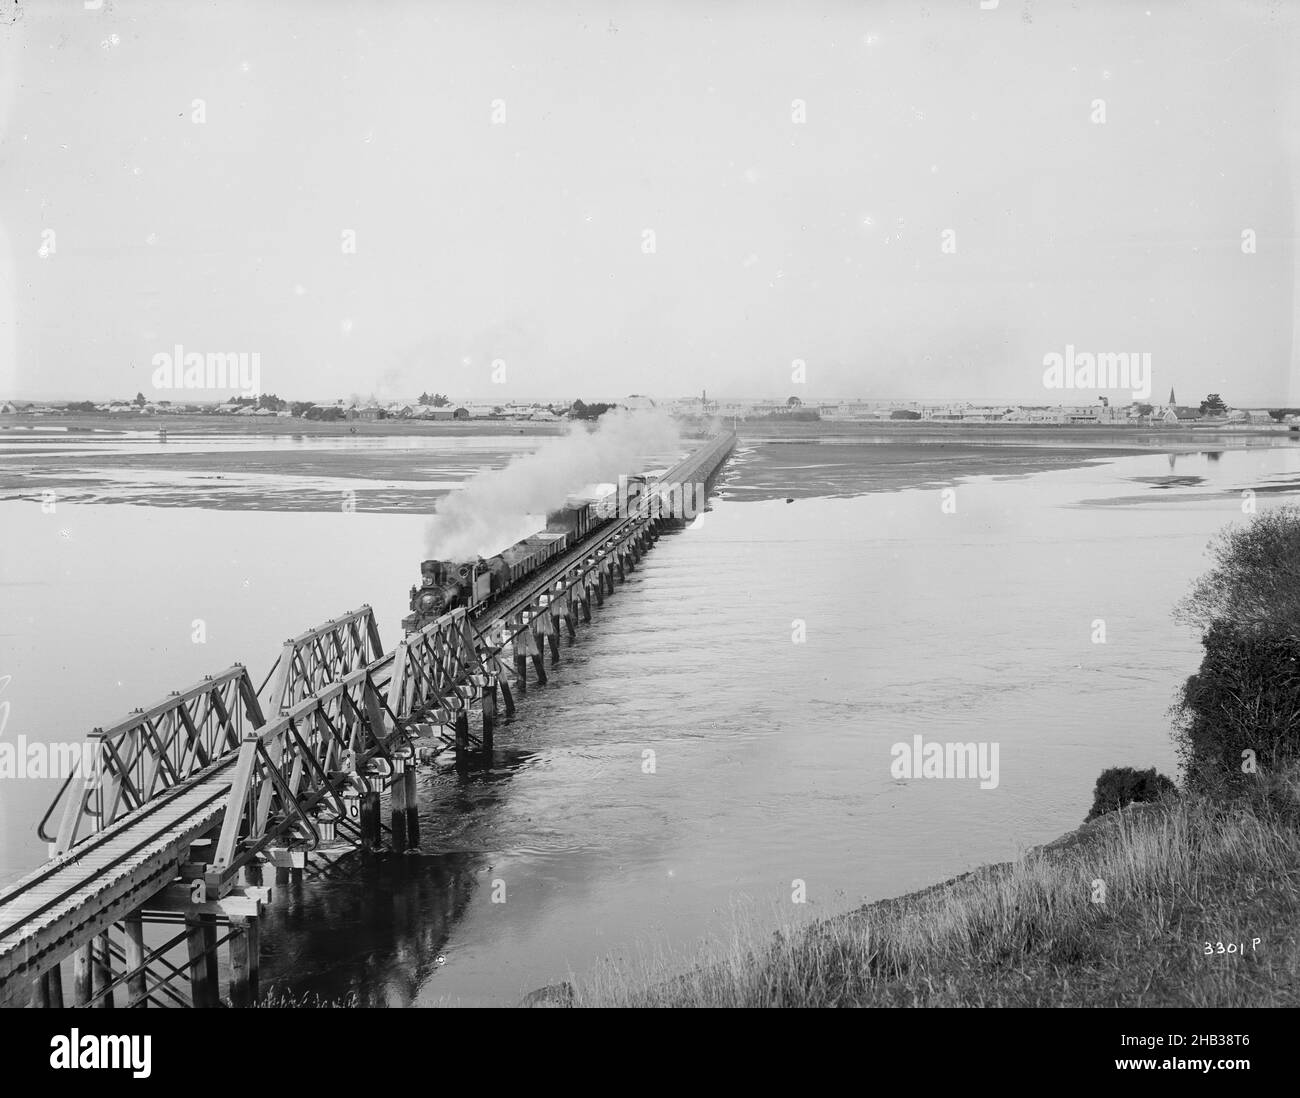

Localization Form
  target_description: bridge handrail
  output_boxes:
[42,665,265,855]
[259,605,385,714]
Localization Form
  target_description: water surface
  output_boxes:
[3,434,1299,1005]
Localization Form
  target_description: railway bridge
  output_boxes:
[0,430,736,1008]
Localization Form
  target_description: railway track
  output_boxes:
[472,432,734,637]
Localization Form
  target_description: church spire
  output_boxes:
[1169,386,1176,406]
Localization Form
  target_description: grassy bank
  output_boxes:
[575,780,1300,1007]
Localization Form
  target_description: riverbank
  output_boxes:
[574,777,1300,1007]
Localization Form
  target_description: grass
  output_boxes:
[574,774,1300,1007]
[246,989,361,1008]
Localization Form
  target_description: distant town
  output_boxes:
[3,389,1299,427]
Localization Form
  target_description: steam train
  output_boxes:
[402,476,648,633]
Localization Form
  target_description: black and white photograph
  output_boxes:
[0,0,1297,1068]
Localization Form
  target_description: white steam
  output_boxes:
[424,409,682,562]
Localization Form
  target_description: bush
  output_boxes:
[1085,766,1176,822]
[1177,505,1300,636]
[1171,621,1300,788]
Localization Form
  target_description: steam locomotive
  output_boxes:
[402,476,647,633]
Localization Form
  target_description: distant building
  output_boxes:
[301,404,343,420]
[1003,406,1065,423]
[819,402,888,420]
[500,404,538,420]
[0,401,16,414]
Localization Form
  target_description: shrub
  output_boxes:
[1177,505,1300,636]
[1085,766,1176,822]
[1171,621,1300,787]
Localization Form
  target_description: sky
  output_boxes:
[0,0,1297,405]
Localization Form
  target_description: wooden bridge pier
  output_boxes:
[577,574,593,621]
[390,754,410,852]
[481,684,497,745]
[537,595,561,666]
[29,880,272,1009]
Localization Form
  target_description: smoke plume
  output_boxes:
[423,409,682,562]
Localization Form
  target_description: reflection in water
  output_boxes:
[262,851,481,1007]
[258,745,539,1005]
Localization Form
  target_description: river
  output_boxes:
[2,426,1298,1004]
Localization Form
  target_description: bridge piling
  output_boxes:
[47,963,64,1008]
[523,614,547,685]
[550,583,576,644]
[405,769,421,842]
[405,767,420,846]
[361,789,381,849]
[73,942,92,1006]
[124,914,147,1006]
[390,761,409,852]
[228,916,259,1007]
[536,602,559,667]
[93,933,114,1007]
[512,613,529,693]
[390,747,419,849]
[185,916,219,1008]
[482,685,497,742]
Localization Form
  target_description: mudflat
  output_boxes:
[2,413,1296,511]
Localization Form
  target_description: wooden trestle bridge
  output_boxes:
[0,430,736,1008]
